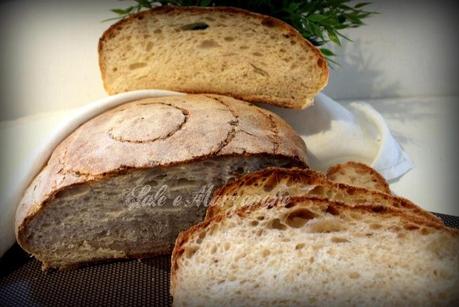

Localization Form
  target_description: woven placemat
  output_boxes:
[1,213,458,307]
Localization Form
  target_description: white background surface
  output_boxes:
[0,0,458,215]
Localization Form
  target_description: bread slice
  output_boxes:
[172,197,459,306]
[327,161,390,194]
[206,167,441,224]
[15,94,308,270]
[98,6,328,109]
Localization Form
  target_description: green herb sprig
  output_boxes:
[108,0,376,64]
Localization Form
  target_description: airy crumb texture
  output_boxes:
[206,167,441,224]
[99,6,328,109]
[172,197,459,307]
[327,161,391,194]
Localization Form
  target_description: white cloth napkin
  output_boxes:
[269,93,413,178]
[0,91,412,256]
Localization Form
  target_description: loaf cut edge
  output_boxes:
[98,6,328,109]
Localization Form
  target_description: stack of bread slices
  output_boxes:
[172,162,459,306]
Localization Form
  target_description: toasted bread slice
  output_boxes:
[99,6,328,109]
[172,196,459,306]
[327,161,390,194]
[206,167,441,224]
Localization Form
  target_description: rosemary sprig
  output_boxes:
[108,0,376,63]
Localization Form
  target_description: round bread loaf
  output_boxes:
[15,94,307,269]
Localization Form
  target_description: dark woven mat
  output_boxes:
[1,213,458,307]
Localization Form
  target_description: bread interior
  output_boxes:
[23,155,300,268]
